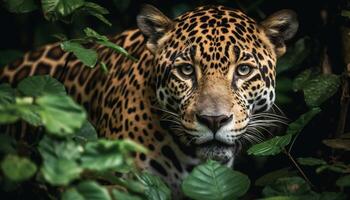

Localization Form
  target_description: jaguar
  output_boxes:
[0,4,298,192]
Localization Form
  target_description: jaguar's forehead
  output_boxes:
[166,5,275,74]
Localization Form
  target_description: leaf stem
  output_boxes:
[283,149,315,189]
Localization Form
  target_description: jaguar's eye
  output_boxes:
[236,64,252,76]
[179,64,195,76]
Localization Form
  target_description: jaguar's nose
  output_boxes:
[196,114,233,133]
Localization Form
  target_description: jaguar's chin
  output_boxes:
[196,141,241,166]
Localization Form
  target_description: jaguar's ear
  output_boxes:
[137,4,174,53]
[261,10,298,57]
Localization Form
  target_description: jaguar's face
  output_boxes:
[137,5,298,163]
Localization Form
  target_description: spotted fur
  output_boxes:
[0,5,298,192]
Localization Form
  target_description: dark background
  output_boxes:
[0,0,349,191]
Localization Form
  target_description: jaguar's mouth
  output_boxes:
[196,140,241,165]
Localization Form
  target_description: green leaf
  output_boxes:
[111,189,143,200]
[38,136,83,186]
[336,175,350,187]
[1,155,37,182]
[41,0,85,21]
[0,135,16,154]
[60,41,98,67]
[80,140,125,171]
[247,134,292,156]
[255,168,297,186]
[84,28,137,61]
[74,120,98,143]
[297,157,327,166]
[303,74,341,107]
[341,10,350,18]
[136,172,171,200]
[323,139,350,151]
[0,84,15,105]
[3,0,38,13]
[0,50,23,66]
[292,69,312,92]
[17,75,66,97]
[286,108,321,136]
[36,95,86,136]
[82,2,111,26]
[262,176,311,197]
[62,181,111,200]
[182,160,250,200]
[277,37,311,74]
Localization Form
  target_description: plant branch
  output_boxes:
[283,149,315,189]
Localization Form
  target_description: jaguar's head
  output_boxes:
[137,5,298,164]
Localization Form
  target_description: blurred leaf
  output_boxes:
[38,136,83,186]
[84,27,137,61]
[41,0,85,21]
[136,172,171,200]
[293,69,312,92]
[1,155,37,182]
[80,140,126,171]
[247,134,292,156]
[111,189,143,200]
[100,61,108,74]
[341,10,350,18]
[18,75,66,97]
[277,37,311,75]
[36,95,86,136]
[82,2,111,26]
[0,50,23,66]
[317,192,348,200]
[255,168,297,186]
[316,164,349,174]
[286,108,321,136]
[297,157,327,166]
[61,41,98,67]
[0,84,15,105]
[263,176,311,197]
[182,160,250,200]
[303,74,340,107]
[74,120,98,143]
[3,0,38,13]
[323,139,350,151]
[336,175,350,187]
[62,181,111,200]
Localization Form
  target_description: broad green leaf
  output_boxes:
[74,120,98,143]
[336,175,350,187]
[62,181,111,200]
[36,95,86,136]
[18,75,66,97]
[303,74,340,107]
[38,136,83,186]
[3,0,38,13]
[84,28,137,61]
[182,160,250,200]
[136,172,171,200]
[286,108,321,136]
[262,176,311,197]
[14,104,42,126]
[255,168,297,186]
[277,37,311,74]
[61,41,98,67]
[247,134,292,156]
[292,69,312,92]
[41,0,85,21]
[0,50,23,66]
[112,189,143,200]
[80,140,125,171]
[1,155,37,182]
[0,84,15,105]
[297,157,327,166]
[323,139,350,151]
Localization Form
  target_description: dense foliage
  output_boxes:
[0,0,350,199]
